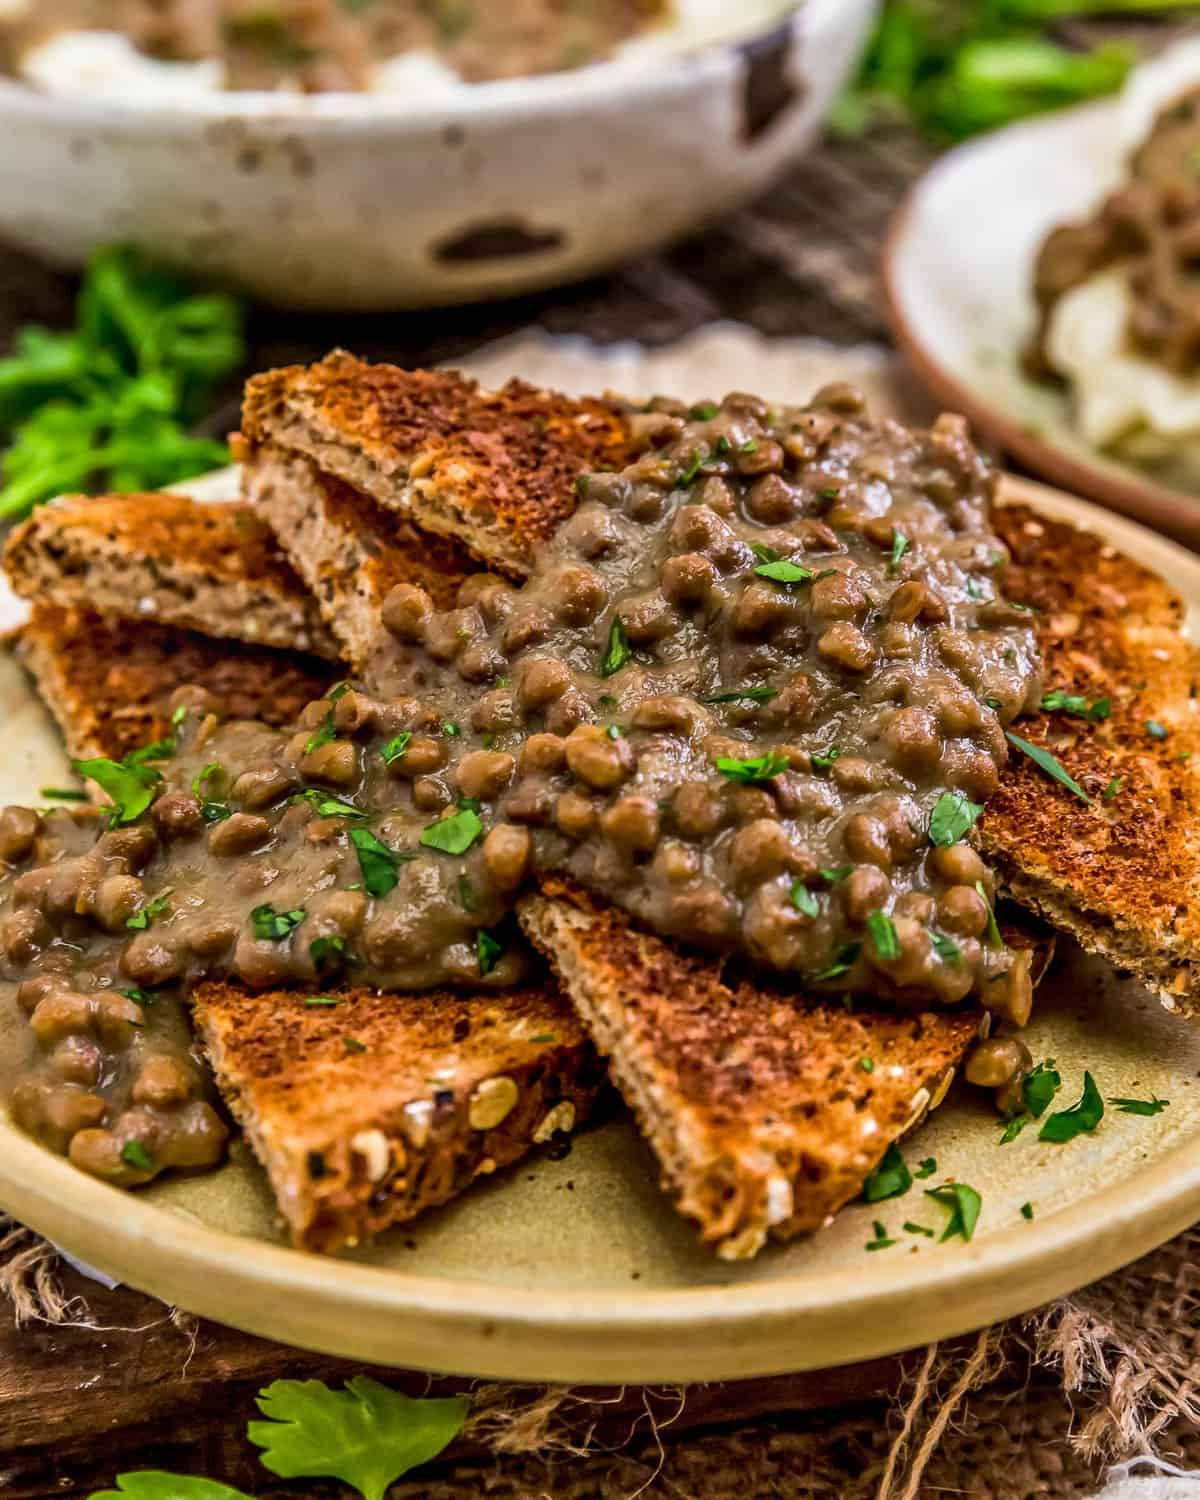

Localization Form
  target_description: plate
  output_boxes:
[883,101,1200,552]
[2,473,1200,1382]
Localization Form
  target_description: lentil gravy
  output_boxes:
[0,384,1043,1188]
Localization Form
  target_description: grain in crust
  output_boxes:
[193,980,604,1252]
[520,879,982,1260]
[240,350,636,577]
[4,492,339,659]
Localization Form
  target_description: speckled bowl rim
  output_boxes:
[2,476,1199,1383]
[881,103,1200,554]
[0,0,812,126]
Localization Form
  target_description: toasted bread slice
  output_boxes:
[520,880,984,1260]
[241,442,476,678]
[192,980,602,1252]
[239,350,636,577]
[16,605,338,763]
[4,492,340,660]
[984,503,1200,1014]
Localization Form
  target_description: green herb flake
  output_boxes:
[859,1056,875,1073]
[862,1142,912,1203]
[1102,776,1123,803]
[1021,1201,1034,1220]
[820,865,853,884]
[380,732,413,767]
[310,935,348,978]
[246,1376,469,1500]
[304,996,341,1008]
[1041,690,1110,723]
[924,1181,982,1242]
[1024,1059,1062,1119]
[1110,1094,1169,1117]
[739,438,759,455]
[1039,1071,1104,1143]
[865,1220,898,1251]
[810,746,842,773]
[420,806,484,856]
[790,881,820,918]
[904,1221,935,1237]
[888,530,909,573]
[476,929,504,977]
[754,559,813,587]
[749,542,779,564]
[867,909,900,961]
[458,875,478,913]
[126,893,170,931]
[120,987,152,1006]
[531,1033,557,1045]
[928,790,984,847]
[600,617,631,678]
[674,448,709,488]
[251,905,306,942]
[305,714,337,757]
[71,755,161,826]
[819,486,840,499]
[702,685,778,705]
[811,941,861,983]
[974,881,1003,948]
[966,577,983,600]
[349,827,407,898]
[714,748,790,784]
[343,1037,367,1055]
[120,1140,155,1173]
[1005,731,1093,805]
[999,1115,1027,1145]
[931,932,962,966]
[606,724,622,740]
[688,402,719,420]
[294,790,366,820]
[40,786,87,802]
[914,1157,937,1180]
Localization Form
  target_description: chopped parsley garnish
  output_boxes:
[252,905,306,941]
[739,438,759,455]
[531,1033,557,1044]
[810,746,842,773]
[71,755,161,826]
[1102,776,1123,802]
[790,881,820,918]
[1041,690,1111,722]
[310,935,348,978]
[859,1057,875,1073]
[120,987,152,1006]
[343,1037,367,1055]
[1039,1071,1103,1143]
[924,1181,981,1242]
[985,695,1003,712]
[305,714,337,757]
[914,1157,937,1179]
[607,724,622,740]
[305,996,341,1008]
[928,790,983,847]
[1005,731,1092,805]
[349,827,407,898]
[713,748,790,783]
[420,806,483,855]
[442,722,461,739]
[294,790,366,819]
[600,617,631,678]
[867,909,900,961]
[888,530,909,573]
[1110,1094,1169,1116]
[865,1220,897,1251]
[904,1221,935,1237]
[702,685,778,705]
[862,1142,912,1203]
[754,559,813,586]
[974,880,1003,948]
[598,694,617,709]
[192,762,231,823]
[1024,1059,1062,1118]
[931,932,962,966]
[126,893,170,931]
[819,486,840,499]
[40,787,86,801]
[689,402,719,420]
[120,1141,155,1173]
[1021,1202,1034,1220]
[476,929,504,977]
[811,941,861,982]
[749,542,779,564]
[966,577,983,600]
[820,865,853,883]
[1147,720,1170,740]
[458,875,477,913]
[674,448,708,488]
[380,732,412,767]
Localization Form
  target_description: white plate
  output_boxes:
[883,101,1200,551]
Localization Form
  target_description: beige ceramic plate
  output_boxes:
[883,101,1200,552]
[2,474,1200,1383]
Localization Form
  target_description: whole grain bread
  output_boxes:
[984,503,1200,1015]
[241,442,476,679]
[239,350,637,577]
[192,980,603,1252]
[520,880,983,1260]
[16,605,338,763]
[4,492,340,659]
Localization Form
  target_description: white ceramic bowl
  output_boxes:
[0,0,875,310]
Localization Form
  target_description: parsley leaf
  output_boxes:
[866,1221,897,1250]
[476,929,504,976]
[931,932,962,966]
[380,732,413,767]
[1024,1059,1062,1118]
[1005,731,1092,805]
[310,935,347,978]
[1110,1094,1169,1117]
[1102,776,1123,803]
[689,402,719,421]
[862,1142,912,1203]
[71,756,160,825]
[191,762,230,824]
[810,746,841,773]
[754,559,813,586]
[293,790,366,819]
[974,881,1003,948]
[924,1181,982,1242]
[247,1377,469,1500]
[702,685,778,705]
[349,827,407,898]
[420,807,483,855]
[40,786,87,801]
[88,1474,252,1500]
[714,748,790,783]
[1039,1071,1104,1143]
[120,1141,155,1173]
[928,791,983,847]
[600,617,631,678]
[820,865,853,883]
[811,941,861,982]
[905,1221,935,1237]
[867,909,900,961]
[1041,690,1110,722]
[790,881,820,918]
[914,1157,937,1180]
[126,893,170,931]
[251,905,306,942]
[888,530,909,573]
[305,996,341,1008]
[1021,1202,1034,1220]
